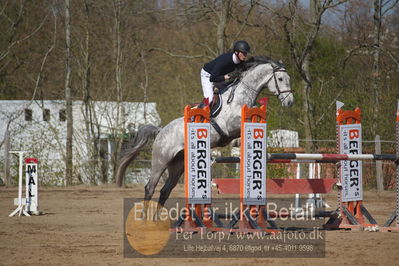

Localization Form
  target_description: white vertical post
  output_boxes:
[18,154,23,203]
[9,151,30,217]
[295,164,301,212]
[316,163,322,202]
[307,163,316,212]
[375,135,384,192]
[4,129,10,186]
[308,163,315,199]
[307,163,330,208]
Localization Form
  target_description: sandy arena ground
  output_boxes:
[1,184,398,265]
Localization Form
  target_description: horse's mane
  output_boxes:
[239,56,285,73]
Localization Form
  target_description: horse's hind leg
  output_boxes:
[159,151,184,206]
[144,163,167,202]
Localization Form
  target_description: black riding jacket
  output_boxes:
[203,52,242,83]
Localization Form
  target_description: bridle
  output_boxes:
[265,65,292,97]
[227,64,292,104]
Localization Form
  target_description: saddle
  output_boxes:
[191,90,223,118]
[191,77,240,117]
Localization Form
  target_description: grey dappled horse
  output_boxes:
[115,56,294,206]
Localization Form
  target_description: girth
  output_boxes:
[210,118,232,147]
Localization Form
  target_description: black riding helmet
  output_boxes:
[233,40,251,54]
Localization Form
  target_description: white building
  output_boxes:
[0,100,161,185]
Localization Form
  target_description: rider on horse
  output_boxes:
[200,40,251,106]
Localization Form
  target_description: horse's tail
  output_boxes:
[115,124,161,187]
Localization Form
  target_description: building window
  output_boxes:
[25,109,32,121]
[43,109,50,121]
[59,109,66,122]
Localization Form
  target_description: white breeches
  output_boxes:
[200,68,214,103]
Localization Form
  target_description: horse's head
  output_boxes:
[265,62,294,107]
[241,57,294,107]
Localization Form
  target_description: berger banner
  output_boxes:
[339,124,363,202]
[187,123,211,204]
[243,122,267,205]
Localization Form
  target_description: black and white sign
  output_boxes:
[25,159,39,213]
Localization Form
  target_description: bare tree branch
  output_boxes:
[324,0,348,10]
[381,0,399,16]
[32,10,57,100]
[0,1,9,18]
[0,8,57,148]
[255,1,290,20]
[342,44,399,70]
[233,0,256,40]
[148,47,207,59]
[315,87,344,126]
[0,9,50,62]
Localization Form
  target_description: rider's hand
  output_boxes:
[224,74,230,80]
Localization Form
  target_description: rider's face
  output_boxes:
[238,51,248,61]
